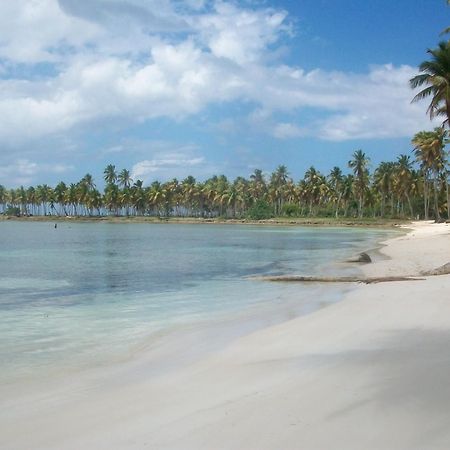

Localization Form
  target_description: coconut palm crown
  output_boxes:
[410,41,450,128]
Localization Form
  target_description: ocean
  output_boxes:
[0,221,396,383]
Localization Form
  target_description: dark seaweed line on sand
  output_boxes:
[253,275,423,284]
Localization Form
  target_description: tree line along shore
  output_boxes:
[0,133,447,222]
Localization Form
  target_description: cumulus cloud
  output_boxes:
[0,0,436,169]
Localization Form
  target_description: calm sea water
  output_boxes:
[0,221,395,382]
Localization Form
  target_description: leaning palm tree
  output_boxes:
[410,41,450,128]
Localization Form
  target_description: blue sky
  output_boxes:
[0,0,448,187]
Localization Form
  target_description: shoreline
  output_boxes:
[1,221,450,449]
[0,213,406,228]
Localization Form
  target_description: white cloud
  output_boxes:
[0,159,73,186]
[131,153,206,182]
[272,122,304,139]
[0,0,437,158]
[0,0,101,63]
[195,2,289,65]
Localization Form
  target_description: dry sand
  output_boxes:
[1,221,450,450]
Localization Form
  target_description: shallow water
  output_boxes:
[0,221,395,382]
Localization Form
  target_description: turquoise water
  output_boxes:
[0,221,395,382]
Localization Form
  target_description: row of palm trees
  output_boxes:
[0,131,448,220]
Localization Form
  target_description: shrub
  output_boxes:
[4,206,20,216]
[282,203,300,217]
[247,200,273,220]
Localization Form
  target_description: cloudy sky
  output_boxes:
[0,0,448,187]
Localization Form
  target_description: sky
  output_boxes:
[0,0,448,188]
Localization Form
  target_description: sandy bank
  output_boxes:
[1,221,450,450]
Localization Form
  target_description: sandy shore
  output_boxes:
[1,221,450,450]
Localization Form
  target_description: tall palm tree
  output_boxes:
[36,184,53,216]
[328,167,344,217]
[18,186,28,215]
[65,183,79,216]
[412,128,447,220]
[394,155,415,218]
[410,41,450,128]
[374,162,395,217]
[54,182,68,216]
[270,165,290,215]
[129,180,143,216]
[348,150,370,217]
[303,166,322,216]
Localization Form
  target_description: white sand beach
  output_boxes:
[1,221,450,450]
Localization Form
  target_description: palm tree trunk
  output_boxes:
[446,175,450,220]
[406,193,414,218]
[433,175,441,221]
[423,177,429,220]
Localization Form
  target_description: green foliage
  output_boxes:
[4,206,20,216]
[247,200,273,220]
[282,203,300,217]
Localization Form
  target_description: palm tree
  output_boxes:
[18,186,28,215]
[328,167,344,217]
[394,155,415,218]
[104,164,117,186]
[104,183,120,215]
[118,169,132,189]
[85,189,102,216]
[303,166,322,216]
[26,187,37,215]
[36,184,53,216]
[249,169,267,202]
[131,180,146,216]
[65,183,79,216]
[116,169,133,215]
[148,181,166,216]
[410,41,450,128]
[348,150,370,217]
[373,162,395,217]
[80,173,96,191]
[412,128,447,220]
[270,165,290,215]
[54,182,68,216]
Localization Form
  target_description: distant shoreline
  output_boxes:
[0,214,405,228]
